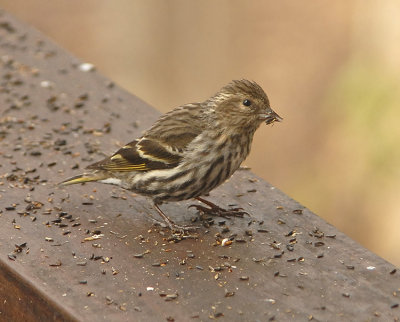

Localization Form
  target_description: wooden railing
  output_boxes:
[0,10,399,321]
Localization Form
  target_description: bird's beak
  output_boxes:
[263,109,283,125]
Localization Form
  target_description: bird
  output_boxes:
[60,79,282,230]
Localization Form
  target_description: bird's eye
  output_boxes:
[242,99,252,107]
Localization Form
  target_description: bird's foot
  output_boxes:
[153,203,199,232]
[168,221,199,233]
[189,197,250,218]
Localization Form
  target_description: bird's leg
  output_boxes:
[153,203,198,232]
[189,197,249,218]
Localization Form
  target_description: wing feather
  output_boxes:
[87,139,179,172]
[86,104,204,173]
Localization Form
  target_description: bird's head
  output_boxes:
[208,79,282,129]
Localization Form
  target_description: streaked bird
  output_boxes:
[60,79,282,230]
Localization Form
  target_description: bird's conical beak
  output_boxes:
[264,110,282,125]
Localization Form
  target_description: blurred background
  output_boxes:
[1,1,399,266]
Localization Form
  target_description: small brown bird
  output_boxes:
[60,80,282,230]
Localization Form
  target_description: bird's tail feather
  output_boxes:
[59,173,107,186]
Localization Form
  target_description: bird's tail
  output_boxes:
[59,172,107,186]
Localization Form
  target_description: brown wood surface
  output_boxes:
[0,10,399,321]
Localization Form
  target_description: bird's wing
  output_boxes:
[143,103,204,153]
[87,139,181,172]
[87,104,204,172]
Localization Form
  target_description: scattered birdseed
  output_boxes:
[8,253,16,261]
[225,290,235,297]
[273,251,284,259]
[134,253,144,258]
[235,238,246,243]
[164,293,179,301]
[83,234,104,242]
[220,227,230,234]
[40,80,53,88]
[221,238,232,246]
[79,63,95,72]
[49,260,62,267]
[3,25,397,322]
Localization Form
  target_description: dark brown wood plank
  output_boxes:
[0,10,399,321]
